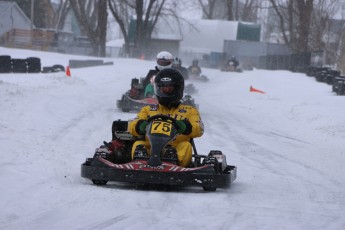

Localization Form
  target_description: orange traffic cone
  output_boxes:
[250,85,265,94]
[66,66,71,77]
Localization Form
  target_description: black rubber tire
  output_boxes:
[203,186,217,191]
[92,179,108,185]
[27,57,41,73]
[0,55,12,73]
[52,64,65,72]
[338,84,345,96]
[11,58,28,73]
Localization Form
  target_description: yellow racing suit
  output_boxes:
[128,103,204,167]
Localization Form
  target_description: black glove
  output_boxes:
[176,120,192,135]
[135,120,148,135]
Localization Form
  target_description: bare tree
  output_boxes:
[108,0,188,57]
[70,0,108,56]
[225,0,234,20]
[108,0,131,55]
[197,0,217,19]
[269,0,314,52]
[241,0,258,22]
[309,0,339,51]
[51,0,71,30]
[195,0,258,22]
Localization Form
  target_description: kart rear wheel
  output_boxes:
[92,179,108,185]
[203,186,217,191]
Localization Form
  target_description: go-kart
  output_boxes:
[117,77,198,112]
[220,61,243,72]
[81,115,237,191]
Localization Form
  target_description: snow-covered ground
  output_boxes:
[1,47,345,230]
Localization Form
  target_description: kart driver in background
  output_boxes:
[128,68,204,167]
[142,51,173,92]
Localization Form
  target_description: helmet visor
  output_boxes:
[154,81,180,97]
[157,58,172,67]
[160,85,175,95]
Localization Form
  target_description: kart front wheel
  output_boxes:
[203,186,217,191]
[92,179,108,185]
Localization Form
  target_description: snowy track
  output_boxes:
[1,47,345,230]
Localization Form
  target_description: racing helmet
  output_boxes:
[156,51,173,70]
[172,57,182,66]
[154,68,184,108]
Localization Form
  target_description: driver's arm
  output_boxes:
[128,106,150,136]
[186,107,204,138]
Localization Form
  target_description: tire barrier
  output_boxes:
[0,55,12,73]
[305,65,345,96]
[27,57,41,73]
[11,59,28,73]
[41,65,65,73]
[0,55,65,74]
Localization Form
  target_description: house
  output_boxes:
[0,1,34,37]
[0,1,92,56]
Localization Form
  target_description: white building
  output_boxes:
[0,1,33,37]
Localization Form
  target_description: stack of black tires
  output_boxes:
[26,57,41,73]
[0,55,42,73]
[305,65,345,95]
[0,55,12,73]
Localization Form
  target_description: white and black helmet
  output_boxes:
[156,51,173,70]
[154,68,184,108]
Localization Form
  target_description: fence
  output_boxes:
[0,28,95,56]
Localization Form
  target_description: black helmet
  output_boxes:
[154,68,184,108]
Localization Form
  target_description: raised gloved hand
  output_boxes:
[135,120,148,135]
[176,120,192,135]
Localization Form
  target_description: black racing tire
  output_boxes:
[332,84,336,92]
[27,57,41,73]
[0,55,12,73]
[119,95,130,112]
[11,59,28,73]
[338,84,345,95]
[92,179,108,185]
[52,64,65,72]
[203,186,217,191]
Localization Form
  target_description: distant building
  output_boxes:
[0,1,34,36]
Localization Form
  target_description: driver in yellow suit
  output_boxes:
[128,68,204,167]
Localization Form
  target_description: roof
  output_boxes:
[0,1,33,26]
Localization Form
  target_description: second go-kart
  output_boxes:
[117,77,198,112]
